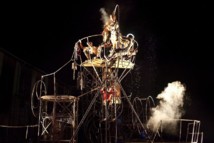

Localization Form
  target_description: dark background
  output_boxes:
[0,0,213,142]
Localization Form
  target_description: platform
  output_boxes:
[81,58,135,69]
[40,95,77,102]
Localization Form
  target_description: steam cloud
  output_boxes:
[147,81,186,133]
[100,8,110,27]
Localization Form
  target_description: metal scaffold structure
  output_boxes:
[30,4,204,143]
[31,62,79,143]
[69,4,149,143]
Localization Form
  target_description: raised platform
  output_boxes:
[81,58,135,69]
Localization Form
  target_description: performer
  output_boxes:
[84,42,96,59]
[102,14,120,58]
[100,86,114,106]
[79,40,101,60]
[107,33,138,61]
[101,68,121,106]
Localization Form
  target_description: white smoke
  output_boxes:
[147,81,186,133]
[99,8,110,27]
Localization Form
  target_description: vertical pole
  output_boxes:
[52,73,57,142]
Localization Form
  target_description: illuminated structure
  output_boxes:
[30,4,203,143]
[69,4,147,143]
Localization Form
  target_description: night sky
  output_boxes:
[0,0,214,142]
